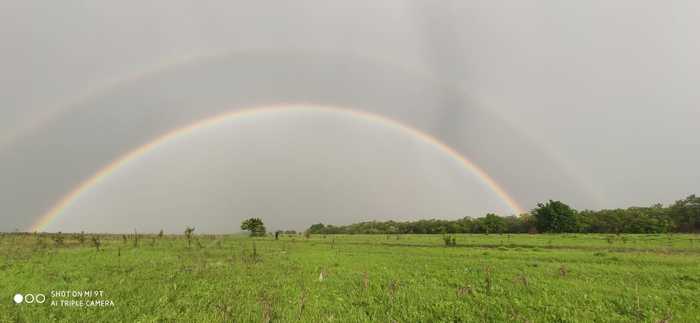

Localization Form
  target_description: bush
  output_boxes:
[443,235,456,247]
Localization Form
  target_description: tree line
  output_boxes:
[305,194,700,234]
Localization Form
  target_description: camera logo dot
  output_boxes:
[13,294,23,304]
[13,293,45,304]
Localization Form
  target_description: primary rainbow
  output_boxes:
[30,104,525,232]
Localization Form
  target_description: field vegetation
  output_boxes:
[2,196,698,321]
[1,231,698,322]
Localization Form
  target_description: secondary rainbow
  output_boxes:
[30,104,525,232]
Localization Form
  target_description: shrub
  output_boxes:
[91,236,101,251]
[52,232,64,247]
[442,235,457,247]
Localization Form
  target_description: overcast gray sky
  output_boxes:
[1,1,698,232]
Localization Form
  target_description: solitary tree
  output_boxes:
[532,200,578,233]
[241,218,266,237]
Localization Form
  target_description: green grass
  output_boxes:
[1,233,698,322]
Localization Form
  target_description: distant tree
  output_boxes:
[503,215,529,233]
[241,218,266,237]
[670,195,700,233]
[299,194,696,234]
[532,200,578,233]
[308,223,325,234]
[456,217,474,233]
[481,213,507,234]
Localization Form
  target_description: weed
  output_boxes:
[559,264,568,277]
[242,242,261,264]
[484,266,493,293]
[184,227,195,248]
[298,289,307,318]
[214,303,233,322]
[387,280,399,299]
[91,236,101,251]
[457,284,474,297]
[514,273,529,288]
[260,294,273,323]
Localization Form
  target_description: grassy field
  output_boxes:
[1,233,698,322]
